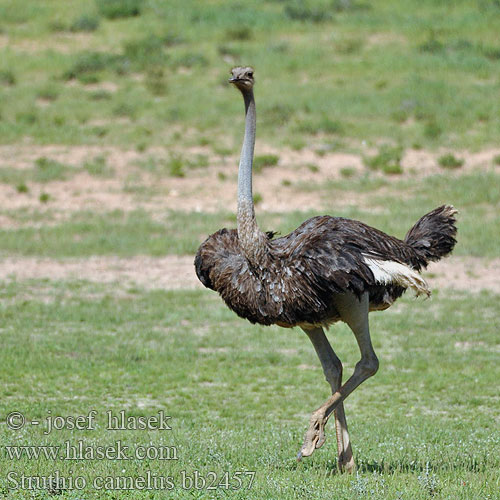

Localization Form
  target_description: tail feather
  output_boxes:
[405,205,458,269]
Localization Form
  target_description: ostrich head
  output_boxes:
[229,66,255,92]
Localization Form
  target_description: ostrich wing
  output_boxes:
[272,216,423,297]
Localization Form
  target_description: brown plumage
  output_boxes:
[196,208,457,327]
[194,66,458,471]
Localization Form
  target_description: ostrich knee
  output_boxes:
[354,354,379,380]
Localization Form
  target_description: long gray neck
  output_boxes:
[236,89,267,265]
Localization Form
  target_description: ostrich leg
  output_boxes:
[301,327,355,472]
[300,292,379,458]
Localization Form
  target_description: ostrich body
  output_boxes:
[195,67,457,471]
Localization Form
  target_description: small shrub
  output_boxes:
[419,31,444,53]
[438,153,464,169]
[89,90,113,100]
[84,155,114,177]
[90,126,108,138]
[16,111,38,125]
[144,68,168,96]
[493,154,500,165]
[189,154,209,169]
[48,20,67,32]
[253,154,279,173]
[340,166,356,178]
[298,116,344,135]
[481,44,500,60]
[332,0,371,11]
[63,51,125,80]
[217,172,227,181]
[225,26,253,41]
[37,86,59,102]
[264,104,294,126]
[391,109,409,123]
[424,120,442,140]
[217,44,240,59]
[16,183,29,193]
[123,35,168,69]
[253,192,263,205]
[284,1,334,22]
[382,163,403,175]
[307,164,319,173]
[96,0,141,19]
[213,146,232,157]
[288,137,306,150]
[70,14,100,32]
[167,155,185,178]
[173,52,207,68]
[34,157,69,182]
[0,70,16,86]
[335,37,364,55]
[365,146,403,175]
[39,192,51,203]
[281,179,292,187]
[113,102,136,118]
[53,116,65,126]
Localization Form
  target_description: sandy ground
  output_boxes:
[1,144,499,226]
[0,255,498,294]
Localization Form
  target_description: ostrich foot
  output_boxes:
[338,449,356,473]
[297,408,329,460]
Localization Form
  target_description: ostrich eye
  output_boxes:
[247,72,253,78]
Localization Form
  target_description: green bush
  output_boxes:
[95,0,141,19]
[438,153,464,169]
[70,14,100,32]
[225,26,253,41]
[365,146,403,175]
[284,0,334,22]
[63,51,125,80]
[123,35,168,69]
[167,155,185,178]
[423,120,443,140]
[297,116,344,135]
[84,156,114,177]
[253,154,279,173]
[0,70,16,86]
[36,85,59,102]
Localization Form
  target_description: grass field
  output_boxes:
[0,0,499,499]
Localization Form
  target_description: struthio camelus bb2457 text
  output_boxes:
[195,67,457,472]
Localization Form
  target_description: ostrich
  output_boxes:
[195,67,457,472]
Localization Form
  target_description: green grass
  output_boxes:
[0,2,498,498]
[0,283,498,499]
[0,158,75,186]
[0,0,499,149]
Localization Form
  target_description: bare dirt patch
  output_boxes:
[1,33,105,54]
[1,255,498,294]
[426,256,500,294]
[0,255,200,290]
[0,144,499,225]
